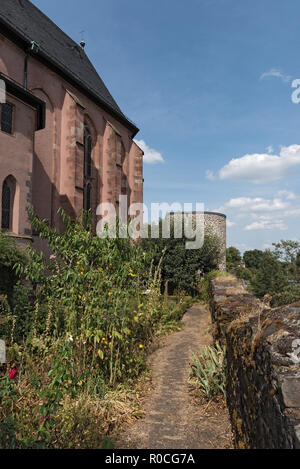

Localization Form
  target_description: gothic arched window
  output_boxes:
[1,180,11,230]
[120,143,129,196]
[84,123,92,179]
[83,122,93,211]
[1,103,14,135]
[1,176,16,231]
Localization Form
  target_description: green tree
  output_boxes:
[226,247,241,271]
[235,266,253,282]
[243,249,265,270]
[272,240,300,279]
[141,219,221,294]
[272,240,300,263]
[249,251,288,299]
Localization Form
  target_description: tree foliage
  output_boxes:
[243,249,265,270]
[240,242,300,307]
[0,231,27,302]
[249,251,288,299]
[226,246,241,270]
[1,209,195,449]
[141,219,222,294]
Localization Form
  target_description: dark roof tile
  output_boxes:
[0,0,138,134]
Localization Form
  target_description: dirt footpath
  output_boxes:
[116,303,232,449]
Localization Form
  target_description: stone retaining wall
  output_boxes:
[210,275,300,449]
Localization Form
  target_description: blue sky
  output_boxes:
[32,0,300,252]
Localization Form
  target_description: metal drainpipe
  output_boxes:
[24,54,28,89]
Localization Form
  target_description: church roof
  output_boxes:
[0,0,139,135]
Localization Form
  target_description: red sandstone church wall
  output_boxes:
[0,92,36,238]
[0,32,143,240]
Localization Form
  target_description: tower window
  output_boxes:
[1,103,13,134]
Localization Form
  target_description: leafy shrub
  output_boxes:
[190,343,226,399]
[0,231,27,302]
[270,285,300,307]
[235,266,253,282]
[0,418,18,449]
[0,295,13,342]
[226,246,241,271]
[1,208,194,448]
[54,395,111,449]
[10,283,34,342]
[141,220,222,295]
[200,270,232,302]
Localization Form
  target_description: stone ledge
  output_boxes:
[210,275,300,449]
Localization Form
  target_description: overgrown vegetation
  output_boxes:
[0,209,195,449]
[0,231,27,303]
[141,219,222,295]
[0,209,224,448]
[227,240,300,307]
[189,343,226,400]
[199,270,233,302]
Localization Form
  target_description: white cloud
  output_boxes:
[218,144,300,183]
[227,220,236,228]
[217,196,290,213]
[277,190,296,200]
[260,68,292,83]
[263,242,274,250]
[215,193,300,233]
[134,139,164,164]
[205,170,216,181]
[285,207,300,217]
[244,219,288,231]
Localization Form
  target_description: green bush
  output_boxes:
[190,343,226,399]
[141,220,222,295]
[0,231,27,302]
[200,270,232,302]
[0,208,195,448]
[226,246,241,271]
[270,285,300,307]
[54,395,112,449]
[248,251,288,300]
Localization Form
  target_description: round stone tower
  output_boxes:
[204,212,227,271]
[168,211,227,271]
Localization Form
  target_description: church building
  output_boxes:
[0,0,143,249]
